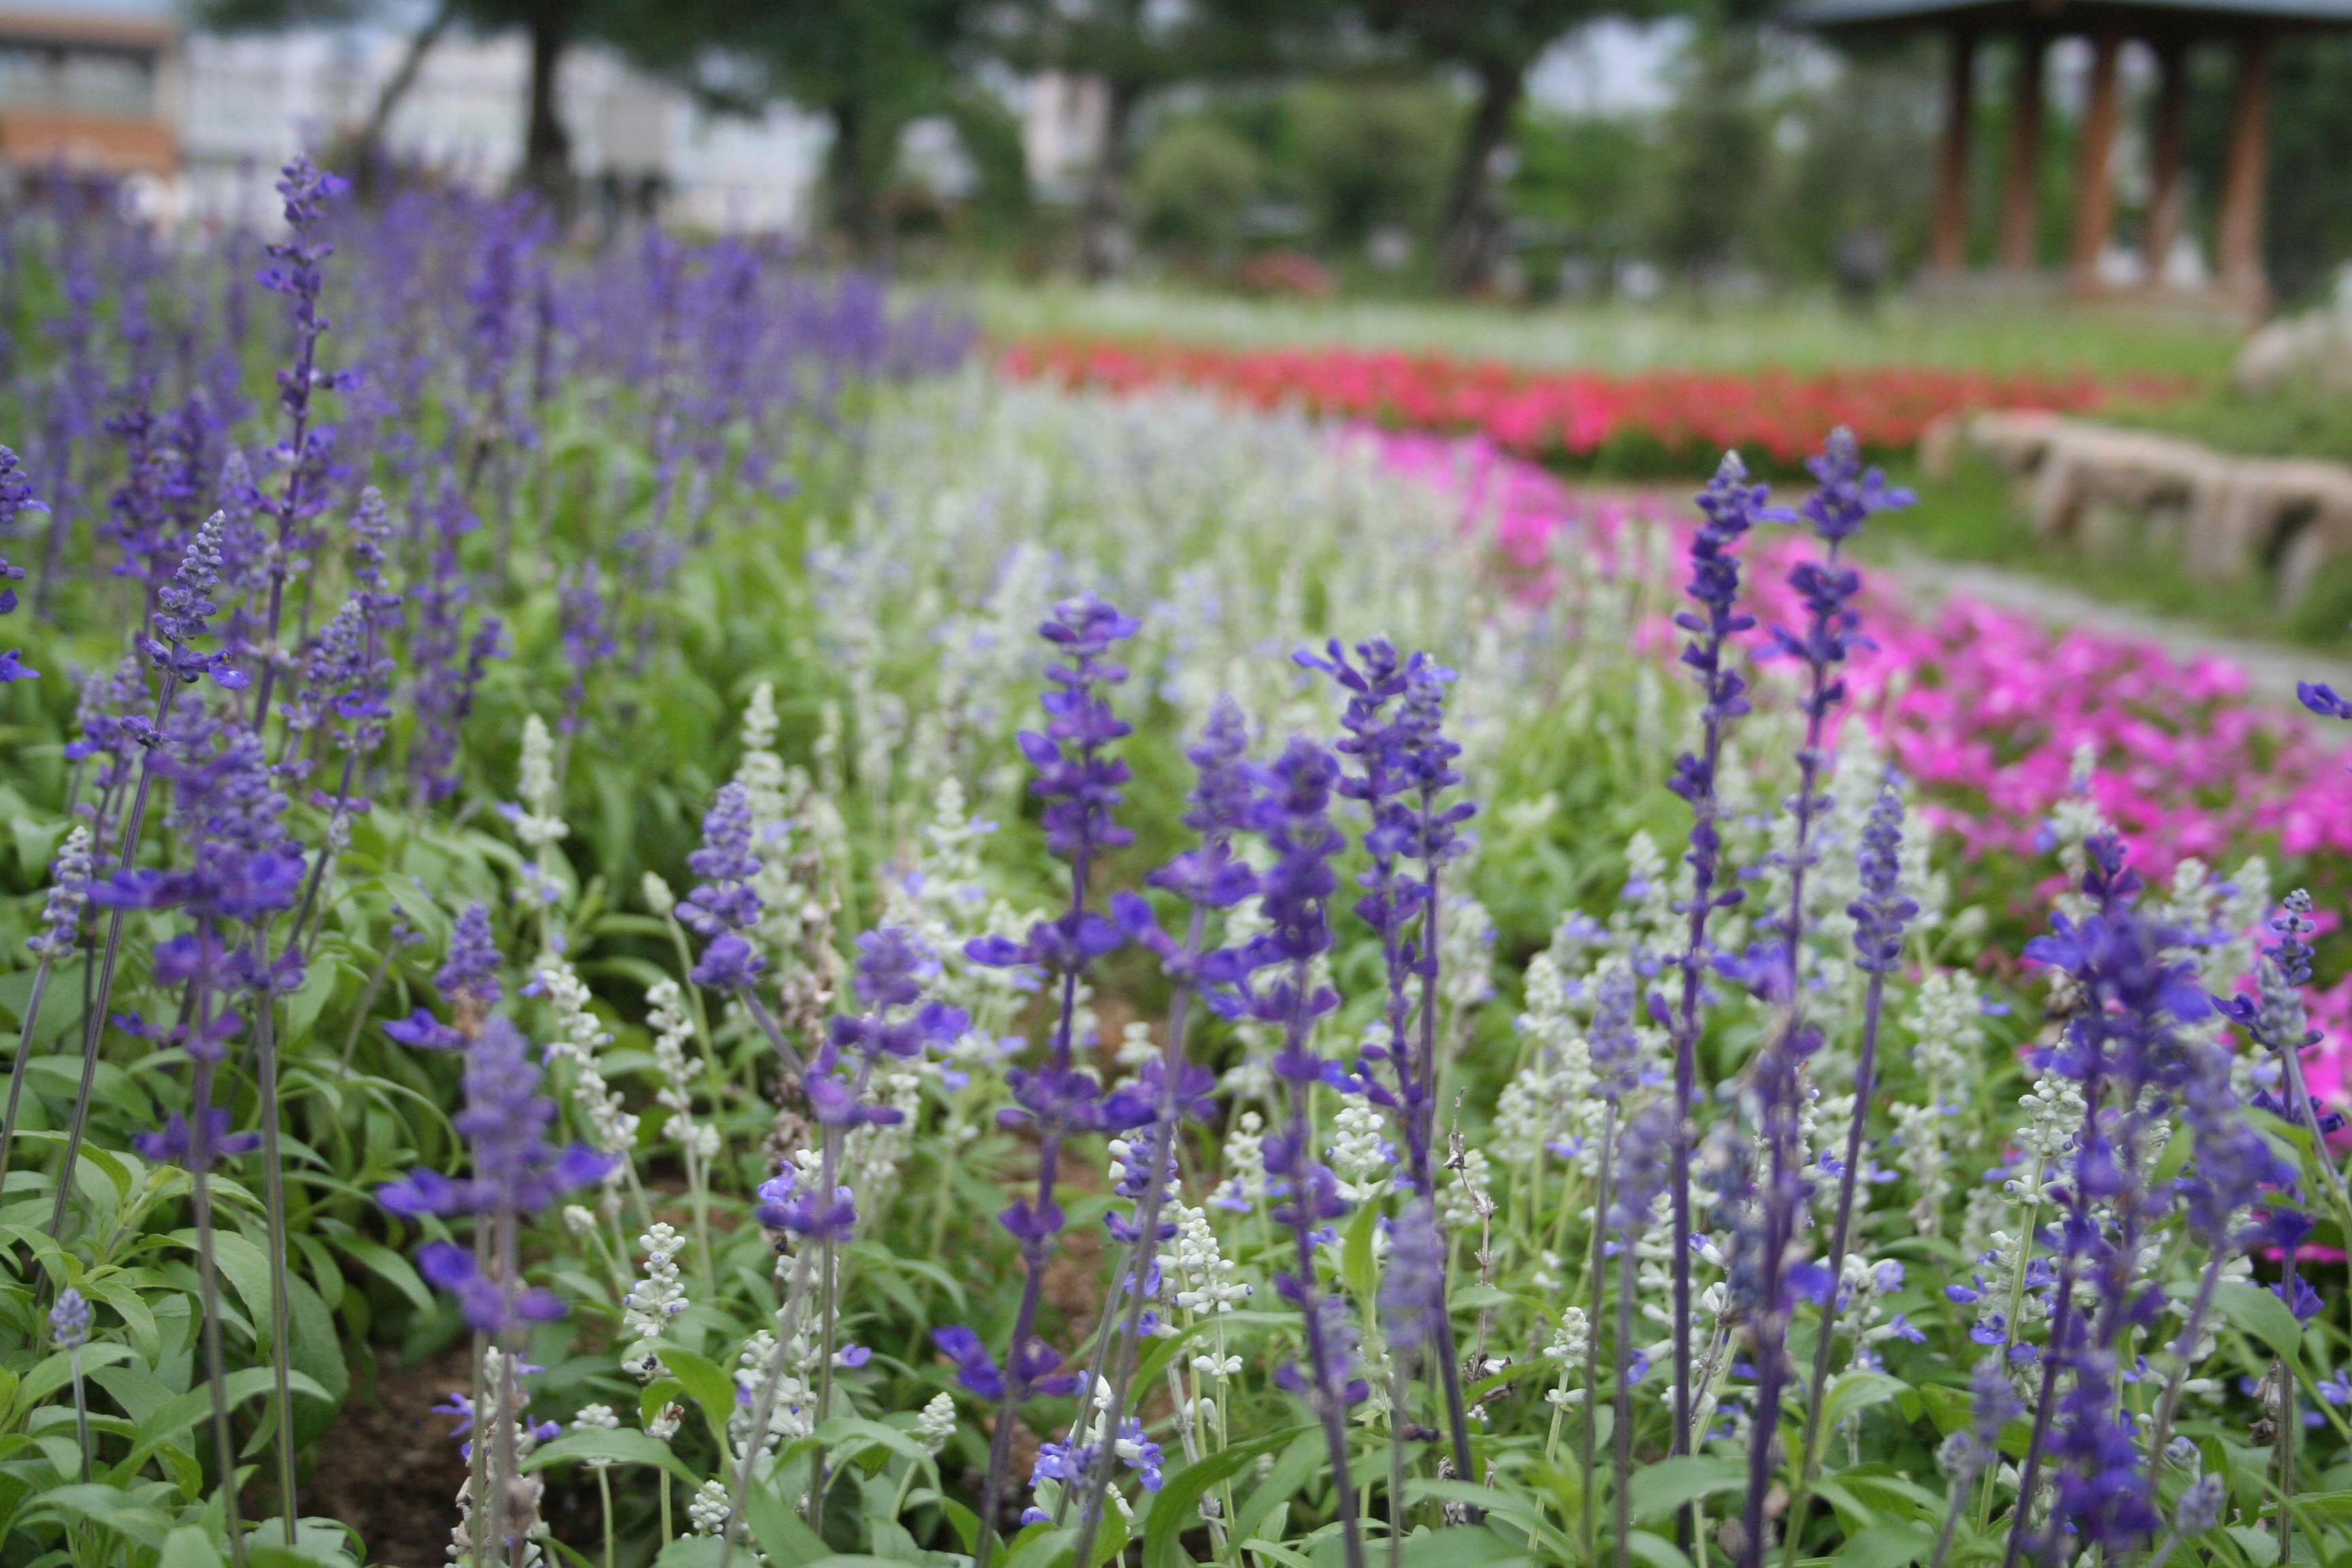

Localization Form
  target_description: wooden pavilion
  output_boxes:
[1782,0,2352,311]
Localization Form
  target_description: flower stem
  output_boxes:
[1780,966,1890,1568]
[251,963,301,1541]
[0,956,56,1190]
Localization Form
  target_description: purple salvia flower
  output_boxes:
[556,561,615,736]
[1245,736,1366,1568]
[0,445,44,682]
[1379,1194,1448,1352]
[1662,451,1784,1473]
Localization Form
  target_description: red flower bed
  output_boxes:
[1001,336,2183,468]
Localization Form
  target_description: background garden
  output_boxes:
[3,16,2352,1561]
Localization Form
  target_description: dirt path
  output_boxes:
[1882,549,2352,711]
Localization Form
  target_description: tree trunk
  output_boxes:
[1079,78,1140,281]
[827,99,883,259]
[522,0,572,205]
[1437,57,1526,294]
[361,0,459,161]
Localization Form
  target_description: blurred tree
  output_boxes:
[1645,25,1767,280]
[193,0,702,199]
[984,0,1333,276]
[1286,78,1452,252]
[1357,0,1649,292]
[1507,108,1650,276]
[1134,118,1264,255]
[640,0,974,259]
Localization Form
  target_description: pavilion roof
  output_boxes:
[1782,0,2352,30]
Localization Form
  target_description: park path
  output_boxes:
[1879,549,2352,711]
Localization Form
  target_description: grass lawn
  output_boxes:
[972,278,2249,379]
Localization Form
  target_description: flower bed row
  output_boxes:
[1002,336,2183,468]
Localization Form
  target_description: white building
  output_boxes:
[14,0,832,232]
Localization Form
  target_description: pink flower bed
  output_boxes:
[1369,427,2352,1098]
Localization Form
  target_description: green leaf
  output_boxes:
[2215,1281,2302,1360]
[157,1524,228,1568]
[1001,1524,1076,1568]
[655,1540,728,1568]
[1835,1524,1936,1568]
[815,1416,939,1475]
[525,1429,701,1486]
[324,1232,435,1316]
[1819,1372,1910,1440]
[657,1346,741,1451]
[1142,1426,1313,1568]
[1629,1456,1750,1524]
[743,1469,831,1567]
[1621,1532,1697,1568]
[1233,1430,1324,1546]
[1342,1200,1381,1306]
[2223,1526,2279,1567]
[20,1481,172,1548]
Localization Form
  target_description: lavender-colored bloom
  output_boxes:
[556,561,615,735]
[1026,591,1139,865]
[440,902,502,1006]
[142,510,243,689]
[0,445,44,682]
[677,782,764,938]
[49,1286,89,1350]
[1797,427,1914,544]
[933,1326,1006,1400]
[377,1015,612,1232]
[1589,964,1645,1106]
[1848,783,1916,974]
[1663,452,1783,1468]
[136,1107,263,1169]
[2174,1475,2225,1536]
[1608,1100,1674,1235]
[1379,1196,1448,1352]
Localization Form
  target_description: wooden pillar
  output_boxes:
[2217,30,2272,301]
[2142,39,2191,287]
[1929,28,1976,273]
[2068,33,2123,288]
[1997,32,2047,270]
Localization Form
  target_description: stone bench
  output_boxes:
[1921,410,2352,608]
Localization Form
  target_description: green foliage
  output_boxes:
[1134,120,1267,251]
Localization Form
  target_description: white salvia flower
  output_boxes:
[1329,1100,1394,1201]
[647,1402,684,1443]
[27,823,93,960]
[642,871,676,917]
[572,1403,619,1469]
[1440,892,1497,1014]
[1115,1019,1158,1069]
[1163,1202,1250,1320]
[561,1205,595,1237]
[509,715,569,908]
[1545,1308,1590,1363]
[647,979,719,1160]
[1215,1110,1267,1207]
[913,1392,957,1456]
[732,1328,817,1450]
[688,1480,732,1535]
[622,1224,690,1378]
[538,961,638,1196]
